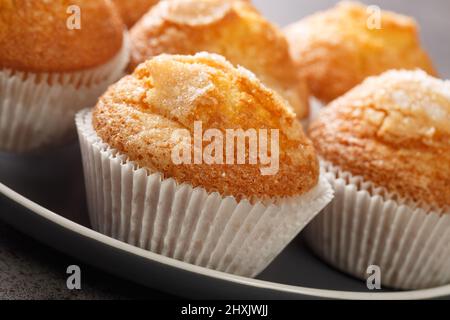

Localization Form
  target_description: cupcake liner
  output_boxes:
[305,162,450,289]
[0,33,130,153]
[75,109,334,277]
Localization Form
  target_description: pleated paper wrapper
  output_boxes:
[76,110,334,277]
[0,33,130,153]
[305,162,450,290]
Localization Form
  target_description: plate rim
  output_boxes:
[1,182,450,300]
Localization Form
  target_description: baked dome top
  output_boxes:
[285,1,437,103]
[129,0,309,119]
[93,53,319,200]
[0,0,124,73]
[309,70,450,208]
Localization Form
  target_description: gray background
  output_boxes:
[0,0,449,299]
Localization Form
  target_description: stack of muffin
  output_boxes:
[1,0,448,289]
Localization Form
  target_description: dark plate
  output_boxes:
[1,144,450,299]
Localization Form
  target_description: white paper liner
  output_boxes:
[75,109,334,277]
[305,161,450,290]
[0,33,130,153]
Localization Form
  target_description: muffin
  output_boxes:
[0,0,129,152]
[76,52,333,277]
[306,70,450,289]
[285,1,437,104]
[128,0,310,119]
[113,0,159,28]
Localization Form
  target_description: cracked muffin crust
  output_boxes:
[309,70,450,208]
[0,0,124,73]
[285,1,437,103]
[128,0,309,119]
[93,53,319,200]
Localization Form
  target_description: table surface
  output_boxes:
[0,220,174,299]
[1,0,449,300]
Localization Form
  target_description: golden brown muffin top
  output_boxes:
[0,0,124,73]
[129,0,309,119]
[309,70,450,208]
[93,53,319,200]
[113,0,159,28]
[285,1,437,103]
